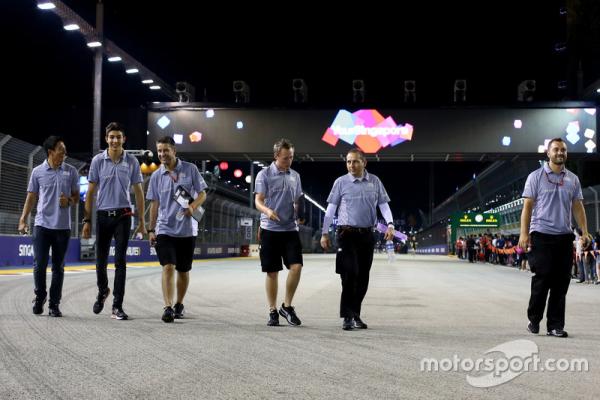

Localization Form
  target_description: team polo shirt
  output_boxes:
[88,150,143,210]
[27,160,79,230]
[147,159,207,237]
[254,162,303,232]
[522,162,583,235]
[326,170,390,228]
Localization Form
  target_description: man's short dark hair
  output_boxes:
[547,137,566,150]
[273,138,294,155]
[347,148,366,162]
[105,122,125,135]
[156,136,176,147]
[42,136,64,156]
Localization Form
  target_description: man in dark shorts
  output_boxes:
[255,139,304,326]
[147,136,207,322]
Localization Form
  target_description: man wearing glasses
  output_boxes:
[519,138,589,338]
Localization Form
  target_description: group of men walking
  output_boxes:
[19,124,395,330]
[19,124,589,336]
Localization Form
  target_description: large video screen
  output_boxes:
[147,106,596,159]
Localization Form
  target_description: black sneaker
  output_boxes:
[354,316,368,329]
[162,306,175,323]
[279,303,301,326]
[48,304,62,317]
[173,303,185,319]
[342,317,355,331]
[527,321,539,334]
[32,296,46,315]
[111,307,128,320]
[267,309,279,326]
[93,288,111,314]
[547,329,568,338]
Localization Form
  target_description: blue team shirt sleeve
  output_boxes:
[70,167,79,194]
[254,171,267,195]
[295,174,303,201]
[130,157,143,185]
[192,166,207,193]
[88,156,99,183]
[146,172,158,201]
[573,176,583,201]
[376,177,391,203]
[27,168,39,193]
[327,178,341,205]
[522,171,538,200]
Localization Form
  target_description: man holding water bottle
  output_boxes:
[147,136,207,323]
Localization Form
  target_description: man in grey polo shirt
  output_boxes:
[321,148,395,330]
[82,122,146,320]
[255,138,304,326]
[519,138,589,338]
[147,136,207,323]
[19,136,79,317]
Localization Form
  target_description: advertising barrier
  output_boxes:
[0,235,242,267]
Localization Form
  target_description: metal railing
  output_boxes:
[0,133,87,237]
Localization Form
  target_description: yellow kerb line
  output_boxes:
[0,256,257,275]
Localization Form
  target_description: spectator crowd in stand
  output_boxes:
[454,231,600,285]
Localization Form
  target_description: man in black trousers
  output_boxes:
[519,138,589,338]
[321,148,395,330]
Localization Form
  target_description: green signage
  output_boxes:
[453,212,501,228]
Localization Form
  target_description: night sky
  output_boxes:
[1,0,598,219]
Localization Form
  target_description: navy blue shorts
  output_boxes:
[259,229,303,272]
[155,235,196,272]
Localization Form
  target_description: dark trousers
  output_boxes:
[32,226,71,305]
[96,213,131,308]
[468,248,475,262]
[335,228,375,318]
[527,231,574,331]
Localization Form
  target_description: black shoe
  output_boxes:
[547,329,568,338]
[111,306,128,320]
[279,303,301,326]
[342,317,355,330]
[48,304,62,317]
[93,288,110,314]
[267,309,279,326]
[527,321,539,334]
[162,306,175,323]
[354,316,368,329]
[173,303,185,319]
[32,296,46,315]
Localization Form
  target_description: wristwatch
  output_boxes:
[387,222,394,229]
[82,219,91,224]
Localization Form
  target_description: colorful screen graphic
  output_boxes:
[147,106,596,159]
[321,109,413,153]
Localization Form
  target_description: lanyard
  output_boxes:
[167,171,178,183]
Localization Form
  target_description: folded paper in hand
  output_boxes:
[174,185,205,222]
